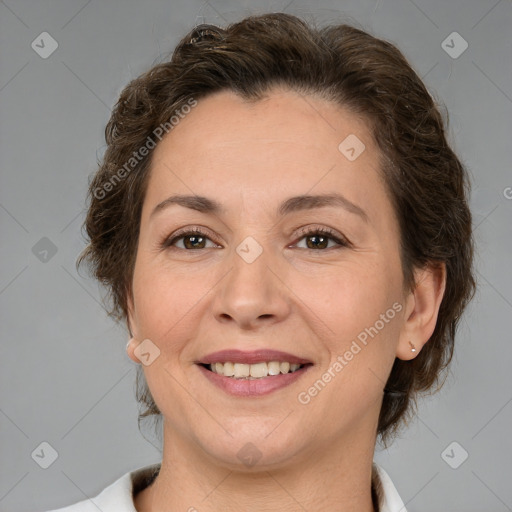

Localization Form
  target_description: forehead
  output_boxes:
[156,88,374,153]
[144,88,386,221]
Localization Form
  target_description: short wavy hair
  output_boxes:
[77,12,476,445]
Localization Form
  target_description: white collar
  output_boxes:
[47,462,407,512]
[373,463,408,512]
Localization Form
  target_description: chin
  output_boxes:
[195,427,308,471]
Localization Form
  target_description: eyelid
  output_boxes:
[161,225,222,249]
[292,224,350,247]
[172,225,218,240]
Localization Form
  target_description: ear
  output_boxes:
[125,291,141,364]
[397,261,446,360]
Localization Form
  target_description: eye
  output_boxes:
[159,226,350,251]
[293,226,350,250]
[160,227,219,250]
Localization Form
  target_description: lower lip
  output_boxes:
[197,364,312,397]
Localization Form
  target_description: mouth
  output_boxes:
[195,349,313,396]
[199,361,309,379]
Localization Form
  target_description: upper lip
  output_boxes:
[197,349,313,365]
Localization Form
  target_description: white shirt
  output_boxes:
[46,462,407,512]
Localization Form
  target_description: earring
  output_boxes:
[408,341,417,353]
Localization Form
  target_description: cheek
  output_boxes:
[294,262,402,403]
[129,274,204,392]
[295,263,399,346]
[294,269,401,428]
[132,261,203,337]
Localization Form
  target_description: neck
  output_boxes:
[135,423,378,512]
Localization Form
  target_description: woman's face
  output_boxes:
[127,88,411,468]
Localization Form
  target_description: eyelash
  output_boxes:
[159,226,350,251]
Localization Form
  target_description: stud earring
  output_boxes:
[408,341,417,353]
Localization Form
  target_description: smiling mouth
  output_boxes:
[200,361,311,379]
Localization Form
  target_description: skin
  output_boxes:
[126,88,446,512]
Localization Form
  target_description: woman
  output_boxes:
[48,12,475,512]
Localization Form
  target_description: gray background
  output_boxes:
[0,0,511,511]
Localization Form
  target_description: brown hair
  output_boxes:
[77,12,476,444]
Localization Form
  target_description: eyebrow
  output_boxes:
[150,193,369,223]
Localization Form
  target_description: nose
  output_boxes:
[212,243,291,330]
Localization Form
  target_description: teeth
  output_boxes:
[234,363,250,378]
[268,361,281,375]
[208,361,304,379]
[223,361,235,377]
[250,362,268,378]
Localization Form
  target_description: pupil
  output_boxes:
[185,235,204,249]
[307,235,327,249]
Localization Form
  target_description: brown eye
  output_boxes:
[160,228,218,250]
[294,227,349,250]
[180,234,207,249]
[304,233,330,250]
